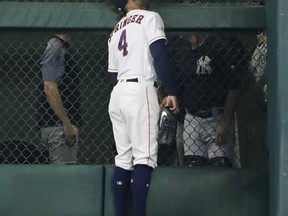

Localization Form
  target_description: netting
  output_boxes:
[0,29,268,168]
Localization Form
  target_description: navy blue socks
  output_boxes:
[113,166,132,216]
[113,165,153,216]
[131,165,153,216]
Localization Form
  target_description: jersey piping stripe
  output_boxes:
[145,86,151,165]
[149,36,166,45]
[108,68,118,72]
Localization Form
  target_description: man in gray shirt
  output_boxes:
[37,33,81,164]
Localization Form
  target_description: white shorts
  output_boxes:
[41,126,79,164]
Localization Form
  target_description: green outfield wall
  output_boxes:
[0,165,268,216]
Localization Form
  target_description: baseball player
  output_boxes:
[107,0,179,215]
[250,29,267,108]
[172,33,246,167]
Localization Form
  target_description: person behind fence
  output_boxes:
[246,29,268,166]
[107,0,179,215]
[249,29,267,111]
[172,33,245,167]
[37,33,81,165]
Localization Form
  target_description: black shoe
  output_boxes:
[208,157,232,167]
[184,155,208,167]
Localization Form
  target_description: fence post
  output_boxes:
[267,0,288,215]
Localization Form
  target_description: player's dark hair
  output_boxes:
[109,0,128,12]
[256,29,266,35]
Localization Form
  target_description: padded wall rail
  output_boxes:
[0,165,104,216]
[0,2,265,29]
[0,165,268,216]
[105,166,269,216]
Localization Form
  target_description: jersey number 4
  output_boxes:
[118,30,128,56]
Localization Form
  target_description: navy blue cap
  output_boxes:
[110,0,128,12]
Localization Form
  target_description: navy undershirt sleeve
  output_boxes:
[109,72,118,87]
[150,39,177,96]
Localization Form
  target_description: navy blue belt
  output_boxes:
[126,78,158,88]
[189,107,224,118]
[126,78,138,82]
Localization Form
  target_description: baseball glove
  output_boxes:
[157,106,178,146]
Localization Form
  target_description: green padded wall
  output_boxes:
[0,165,104,216]
[0,2,265,29]
[266,0,288,215]
[104,165,117,216]
[104,166,269,216]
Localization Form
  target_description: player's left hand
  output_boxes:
[215,121,229,146]
[164,96,179,114]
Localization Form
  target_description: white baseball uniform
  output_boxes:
[108,9,166,170]
[250,41,267,82]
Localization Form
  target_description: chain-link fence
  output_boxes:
[0,29,268,168]
[0,31,112,165]
[167,32,267,169]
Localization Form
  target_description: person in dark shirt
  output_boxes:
[172,33,246,167]
[37,33,81,164]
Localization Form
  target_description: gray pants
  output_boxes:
[41,126,79,164]
[183,112,235,160]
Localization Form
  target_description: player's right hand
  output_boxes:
[63,123,78,146]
